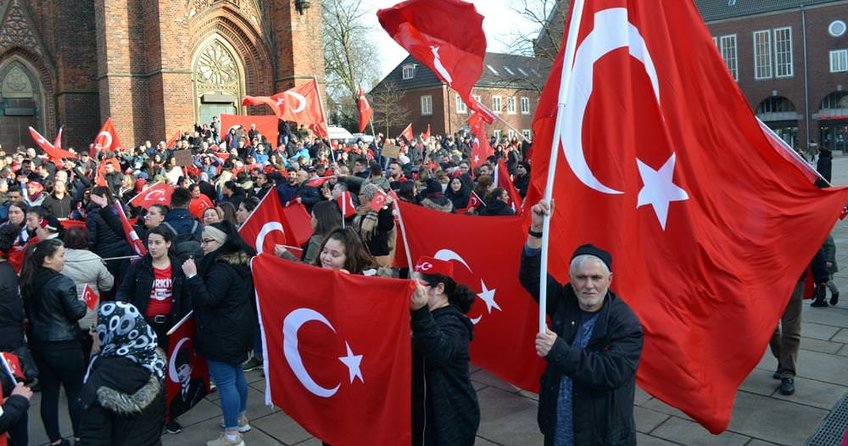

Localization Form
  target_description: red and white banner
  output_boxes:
[81,284,98,311]
[115,203,147,257]
[399,123,413,142]
[239,192,312,254]
[92,118,122,157]
[253,254,414,445]
[165,313,209,422]
[128,182,175,210]
[28,127,77,162]
[357,84,372,133]
[219,114,279,149]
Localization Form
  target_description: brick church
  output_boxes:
[0,0,325,151]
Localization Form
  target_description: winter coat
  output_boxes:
[519,249,643,446]
[77,356,166,446]
[0,374,29,438]
[823,235,839,274]
[478,199,515,216]
[421,196,455,214]
[42,193,73,218]
[411,306,480,446]
[161,208,203,238]
[0,262,23,350]
[24,268,87,343]
[117,255,192,324]
[62,248,115,330]
[188,251,254,364]
[86,204,132,259]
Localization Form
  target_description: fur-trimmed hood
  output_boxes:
[97,373,162,415]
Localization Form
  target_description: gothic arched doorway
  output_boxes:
[192,36,245,127]
[0,57,45,150]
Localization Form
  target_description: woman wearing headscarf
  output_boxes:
[420,178,454,214]
[409,256,480,445]
[353,183,395,267]
[77,302,167,446]
[181,222,254,446]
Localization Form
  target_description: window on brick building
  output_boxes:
[421,95,433,116]
[493,129,502,140]
[522,129,532,140]
[719,35,738,80]
[492,96,502,114]
[830,50,848,73]
[402,64,415,80]
[507,97,516,114]
[774,27,793,78]
[520,97,530,114]
[456,94,467,114]
[507,129,516,140]
[753,30,772,79]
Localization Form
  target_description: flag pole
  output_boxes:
[538,0,585,334]
[0,352,18,385]
[166,310,194,336]
[391,198,415,273]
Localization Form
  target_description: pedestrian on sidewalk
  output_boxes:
[823,234,840,305]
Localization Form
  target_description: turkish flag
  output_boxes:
[357,84,372,133]
[368,189,389,212]
[242,96,283,119]
[115,203,147,257]
[305,176,334,188]
[378,0,492,122]
[167,130,182,149]
[0,352,23,382]
[495,159,523,214]
[270,80,327,133]
[81,284,98,311]
[128,182,175,210]
[239,192,311,254]
[397,201,545,390]
[758,119,820,183]
[336,191,356,219]
[166,314,209,422]
[526,0,848,433]
[467,191,485,210]
[399,123,413,142]
[92,118,122,157]
[421,124,431,140]
[468,112,494,169]
[28,127,77,162]
[253,254,414,445]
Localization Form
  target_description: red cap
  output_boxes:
[414,256,454,278]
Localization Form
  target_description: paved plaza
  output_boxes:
[25,155,848,445]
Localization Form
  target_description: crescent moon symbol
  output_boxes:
[147,189,166,203]
[168,337,190,383]
[430,46,453,85]
[97,131,113,150]
[560,8,659,195]
[285,92,307,113]
[256,222,285,255]
[283,308,340,398]
[434,249,483,325]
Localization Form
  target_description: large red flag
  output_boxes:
[239,192,312,254]
[526,0,848,433]
[128,182,175,210]
[28,127,77,162]
[253,254,414,445]
[399,123,413,142]
[378,0,493,122]
[166,313,209,422]
[114,203,147,257]
[397,201,545,390]
[357,84,372,133]
[270,80,328,138]
[92,118,122,157]
[468,112,493,168]
[242,96,283,119]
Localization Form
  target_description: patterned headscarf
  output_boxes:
[90,302,165,381]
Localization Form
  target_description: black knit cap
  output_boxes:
[571,243,612,271]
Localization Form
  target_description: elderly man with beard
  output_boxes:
[519,200,643,446]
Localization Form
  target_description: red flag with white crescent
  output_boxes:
[357,84,372,133]
[28,127,77,162]
[253,254,414,445]
[114,203,147,257]
[166,314,209,422]
[81,284,98,311]
[336,191,356,219]
[270,80,327,135]
[92,118,122,157]
[526,0,848,433]
[128,182,175,210]
[239,191,308,256]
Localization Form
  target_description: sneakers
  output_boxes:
[207,432,244,446]
[241,356,263,372]
[219,415,252,433]
[164,420,182,434]
[811,298,829,308]
[831,291,840,306]
[779,377,795,395]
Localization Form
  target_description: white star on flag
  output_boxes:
[338,342,364,384]
[636,153,689,230]
[477,280,501,313]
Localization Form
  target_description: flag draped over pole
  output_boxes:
[526,0,848,433]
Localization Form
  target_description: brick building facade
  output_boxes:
[370,53,550,142]
[0,0,325,151]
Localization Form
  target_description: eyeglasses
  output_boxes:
[201,239,217,245]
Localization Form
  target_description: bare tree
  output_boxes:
[370,80,411,137]
[322,0,380,129]
[504,0,568,63]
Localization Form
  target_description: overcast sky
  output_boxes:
[362,0,541,79]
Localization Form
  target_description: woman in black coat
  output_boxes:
[181,221,255,445]
[87,187,132,283]
[20,238,88,446]
[77,302,167,446]
[409,256,480,446]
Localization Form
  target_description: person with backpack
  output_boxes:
[161,188,203,262]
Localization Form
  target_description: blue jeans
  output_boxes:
[206,359,248,429]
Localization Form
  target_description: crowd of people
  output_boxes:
[0,119,648,446]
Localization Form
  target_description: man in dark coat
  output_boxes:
[519,200,643,446]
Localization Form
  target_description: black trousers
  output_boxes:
[31,340,84,442]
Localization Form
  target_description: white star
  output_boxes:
[636,153,689,230]
[477,280,501,314]
[338,342,364,384]
[474,154,480,163]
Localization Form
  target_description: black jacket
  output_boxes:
[77,356,166,446]
[86,204,132,259]
[161,208,202,238]
[0,262,23,350]
[411,306,479,446]
[187,251,254,364]
[117,255,192,324]
[479,199,515,217]
[519,249,643,446]
[0,373,29,436]
[42,193,73,218]
[24,268,87,343]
